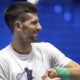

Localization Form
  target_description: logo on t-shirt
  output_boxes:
[16,68,33,80]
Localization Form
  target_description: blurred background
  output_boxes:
[0,0,80,63]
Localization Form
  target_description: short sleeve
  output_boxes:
[42,42,72,67]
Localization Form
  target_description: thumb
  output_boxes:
[41,70,49,78]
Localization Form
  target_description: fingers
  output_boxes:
[42,68,61,80]
[42,68,58,79]
[51,77,61,80]
[42,77,50,80]
[42,77,61,80]
[42,70,49,78]
[48,69,57,78]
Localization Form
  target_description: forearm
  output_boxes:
[47,67,80,80]
[65,61,80,80]
[55,67,80,80]
[42,61,80,80]
[69,67,80,80]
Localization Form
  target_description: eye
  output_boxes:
[31,20,38,25]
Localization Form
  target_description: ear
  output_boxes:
[14,21,22,31]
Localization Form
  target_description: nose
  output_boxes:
[36,23,42,31]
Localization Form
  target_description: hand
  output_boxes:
[42,68,58,78]
[42,68,61,80]
[42,76,61,80]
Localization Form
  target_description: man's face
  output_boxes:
[18,13,42,43]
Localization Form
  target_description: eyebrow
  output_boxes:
[31,20,38,25]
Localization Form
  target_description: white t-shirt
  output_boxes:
[0,42,71,80]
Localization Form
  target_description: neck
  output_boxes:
[11,39,32,55]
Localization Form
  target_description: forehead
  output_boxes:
[24,13,38,21]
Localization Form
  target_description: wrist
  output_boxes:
[55,67,70,79]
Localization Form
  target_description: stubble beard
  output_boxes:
[23,35,38,46]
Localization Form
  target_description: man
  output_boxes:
[0,1,80,80]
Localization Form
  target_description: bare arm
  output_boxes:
[42,61,80,80]
[64,61,80,80]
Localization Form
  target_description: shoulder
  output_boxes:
[32,42,61,53]
[0,44,10,58]
[31,42,60,55]
[32,42,55,48]
[0,45,11,67]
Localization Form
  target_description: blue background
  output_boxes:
[0,0,80,63]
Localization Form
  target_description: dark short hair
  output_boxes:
[4,1,37,33]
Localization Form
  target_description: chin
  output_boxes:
[32,39,37,43]
[31,37,37,43]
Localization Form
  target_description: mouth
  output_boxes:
[33,30,38,37]
[30,30,38,42]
